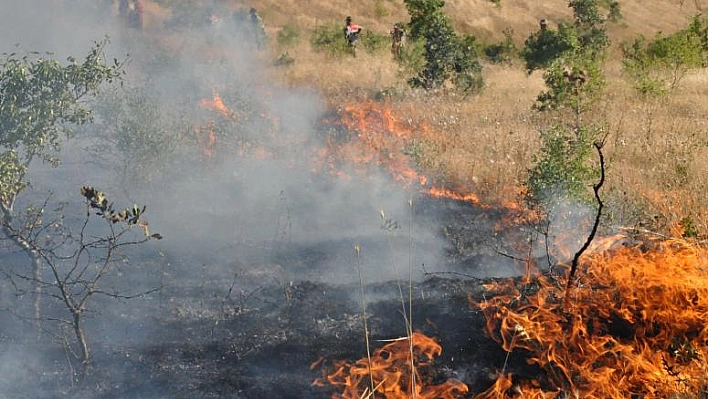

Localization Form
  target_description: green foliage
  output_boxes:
[0,39,122,211]
[606,1,622,22]
[621,16,707,96]
[404,0,446,39]
[522,0,608,75]
[85,85,182,185]
[396,37,427,78]
[535,55,604,111]
[526,126,599,208]
[310,23,352,57]
[277,23,301,47]
[484,28,517,64]
[403,3,483,93]
[273,52,295,66]
[569,0,609,55]
[0,151,27,207]
[522,22,578,72]
[360,31,390,53]
[680,216,700,238]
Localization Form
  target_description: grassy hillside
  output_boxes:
[146,0,707,235]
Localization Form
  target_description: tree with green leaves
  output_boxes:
[0,39,123,327]
[525,0,609,209]
[622,15,707,96]
[83,85,185,188]
[403,0,483,93]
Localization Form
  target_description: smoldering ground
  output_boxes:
[0,1,542,398]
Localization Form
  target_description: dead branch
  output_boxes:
[565,141,605,298]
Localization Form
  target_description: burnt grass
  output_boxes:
[1,196,544,399]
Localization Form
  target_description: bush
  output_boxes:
[404,5,484,94]
[621,16,707,96]
[521,22,578,72]
[310,23,350,57]
[277,23,301,47]
[483,27,517,64]
[526,126,599,209]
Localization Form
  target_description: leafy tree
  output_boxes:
[483,27,517,65]
[83,85,185,188]
[404,0,483,93]
[524,1,609,211]
[569,0,609,54]
[526,126,599,208]
[522,22,578,72]
[522,0,608,75]
[404,0,446,39]
[621,15,707,96]
[0,39,123,325]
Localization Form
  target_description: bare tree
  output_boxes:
[2,186,161,379]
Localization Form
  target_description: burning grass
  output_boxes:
[317,332,468,399]
[476,236,708,398]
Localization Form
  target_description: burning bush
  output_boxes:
[476,237,708,398]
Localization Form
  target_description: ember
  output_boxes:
[198,90,236,119]
[319,332,468,399]
[476,237,708,398]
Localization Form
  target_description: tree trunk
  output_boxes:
[1,211,44,335]
[73,311,90,378]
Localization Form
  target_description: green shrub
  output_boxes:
[526,126,600,209]
[403,2,484,94]
[277,23,301,47]
[521,22,577,72]
[310,23,350,57]
[483,27,517,64]
[360,31,390,53]
[621,16,707,96]
[273,52,295,66]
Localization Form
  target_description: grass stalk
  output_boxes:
[355,244,376,397]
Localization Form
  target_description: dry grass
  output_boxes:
[146,0,708,235]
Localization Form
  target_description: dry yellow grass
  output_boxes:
[148,0,708,235]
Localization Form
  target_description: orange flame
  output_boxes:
[315,100,429,187]
[320,332,468,399]
[476,236,708,398]
[198,91,235,119]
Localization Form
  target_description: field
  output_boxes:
[141,0,708,235]
[0,1,707,398]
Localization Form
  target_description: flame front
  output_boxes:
[476,237,708,398]
[320,332,468,399]
[315,100,429,186]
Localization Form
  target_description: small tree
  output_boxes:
[525,0,609,211]
[83,85,184,188]
[621,16,707,96]
[526,127,600,208]
[0,39,123,326]
[2,186,161,379]
[404,0,483,93]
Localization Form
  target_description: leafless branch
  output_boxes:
[565,140,605,299]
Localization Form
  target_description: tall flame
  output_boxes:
[476,237,708,398]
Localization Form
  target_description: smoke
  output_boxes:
[0,1,544,397]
